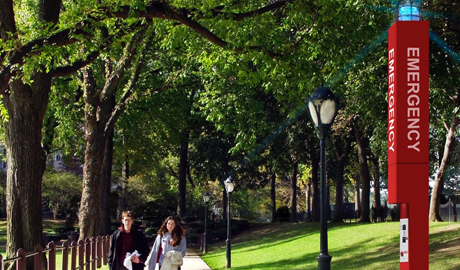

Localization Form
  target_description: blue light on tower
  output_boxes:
[398,1,421,21]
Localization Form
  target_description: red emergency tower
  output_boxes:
[388,1,429,269]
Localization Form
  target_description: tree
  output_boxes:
[2,0,64,260]
[331,123,354,222]
[427,0,460,222]
[42,170,82,220]
[354,120,372,223]
[79,25,152,238]
[1,0,293,253]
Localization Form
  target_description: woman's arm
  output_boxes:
[144,234,161,270]
[178,236,186,258]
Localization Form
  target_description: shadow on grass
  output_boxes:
[205,222,404,270]
[213,236,401,270]
[331,235,400,269]
[213,222,460,270]
[228,254,315,270]
[428,225,460,270]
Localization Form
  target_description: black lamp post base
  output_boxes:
[226,239,231,268]
[317,253,332,270]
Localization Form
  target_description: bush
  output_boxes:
[209,220,226,230]
[234,220,250,231]
[53,226,76,234]
[188,233,200,245]
[209,227,227,241]
[135,198,176,221]
[276,206,291,222]
[189,225,204,235]
[144,227,157,235]
[183,215,200,223]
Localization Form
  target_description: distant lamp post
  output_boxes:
[203,192,211,253]
[307,86,339,270]
[224,177,235,268]
[397,0,421,21]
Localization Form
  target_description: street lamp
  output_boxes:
[307,86,339,270]
[397,0,422,21]
[224,177,235,268]
[203,192,211,253]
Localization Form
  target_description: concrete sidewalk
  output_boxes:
[181,247,212,270]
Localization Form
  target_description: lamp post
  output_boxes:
[307,86,339,270]
[224,177,235,268]
[203,192,211,254]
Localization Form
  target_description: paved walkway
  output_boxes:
[182,246,212,270]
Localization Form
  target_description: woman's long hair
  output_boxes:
[158,216,185,246]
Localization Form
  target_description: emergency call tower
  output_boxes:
[388,1,429,269]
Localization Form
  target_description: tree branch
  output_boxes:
[51,49,100,78]
[0,0,292,93]
[169,8,281,57]
[104,26,152,134]
[210,0,291,21]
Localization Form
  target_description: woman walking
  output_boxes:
[145,216,186,270]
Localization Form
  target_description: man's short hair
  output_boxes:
[121,211,134,219]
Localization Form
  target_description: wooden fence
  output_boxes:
[0,236,110,270]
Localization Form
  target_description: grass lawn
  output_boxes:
[202,221,460,270]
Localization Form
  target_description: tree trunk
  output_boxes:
[2,0,59,265]
[178,129,190,217]
[79,133,105,239]
[429,115,459,221]
[310,141,320,222]
[306,181,311,220]
[77,28,148,238]
[355,176,361,218]
[354,125,371,223]
[332,133,353,222]
[100,126,114,235]
[371,156,381,208]
[4,78,49,262]
[289,163,298,222]
[271,172,277,223]
[118,156,129,217]
[78,68,108,239]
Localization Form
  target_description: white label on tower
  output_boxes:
[400,218,409,262]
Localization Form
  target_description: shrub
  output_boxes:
[276,206,291,222]
[53,226,76,234]
[234,219,250,231]
[188,233,200,245]
[210,228,227,241]
[144,227,157,235]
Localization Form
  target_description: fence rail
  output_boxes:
[0,235,110,270]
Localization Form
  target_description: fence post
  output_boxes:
[47,242,56,270]
[96,236,102,269]
[62,242,69,270]
[78,239,84,270]
[71,241,77,270]
[90,237,96,270]
[16,249,26,270]
[85,238,90,270]
[34,244,43,270]
[102,236,109,265]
